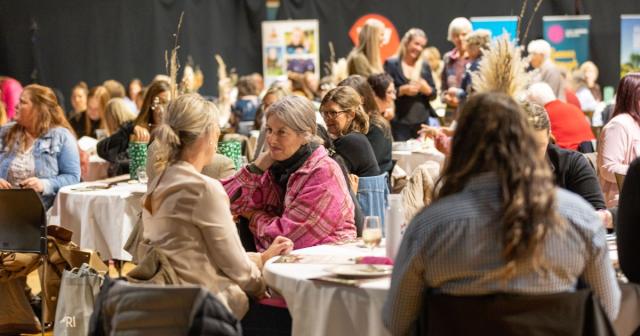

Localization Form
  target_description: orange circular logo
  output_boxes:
[349,14,401,62]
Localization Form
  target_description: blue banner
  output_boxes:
[621,15,640,77]
[543,15,591,71]
[470,16,518,41]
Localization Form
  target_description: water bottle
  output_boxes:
[385,194,406,260]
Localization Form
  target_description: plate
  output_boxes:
[325,264,393,278]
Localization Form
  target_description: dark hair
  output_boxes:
[367,73,393,100]
[339,75,391,138]
[135,80,170,128]
[612,73,640,126]
[436,92,563,279]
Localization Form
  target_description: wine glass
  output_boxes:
[136,167,149,184]
[362,216,382,251]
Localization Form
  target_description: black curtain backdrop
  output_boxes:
[0,0,265,112]
[277,0,640,90]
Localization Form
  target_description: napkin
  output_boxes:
[356,256,393,265]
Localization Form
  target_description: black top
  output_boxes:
[547,144,606,210]
[333,132,380,177]
[366,123,393,176]
[617,157,640,283]
[383,57,437,125]
[69,111,101,138]
[96,121,136,176]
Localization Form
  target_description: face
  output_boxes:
[406,36,427,61]
[385,83,396,103]
[129,82,142,100]
[321,101,354,137]
[265,115,307,161]
[378,29,385,47]
[151,90,171,125]
[583,67,597,85]
[262,93,279,112]
[466,44,481,60]
[531,129,550,161]
[15,91,35,129]
[529,53,545,69]
[87,96,102,120]
[452,29,470,51]
[71,88,87,112]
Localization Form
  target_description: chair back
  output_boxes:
[356,173,389,230]
[0,189,47,254]
[416,290,615,336]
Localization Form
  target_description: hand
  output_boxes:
[596,210,613,229]
[382,107,395,121]
[418,79,432,96]
[0,178,11,189]
[132,125,150,142]
[241,210,256,221]
[418,124,440,139]
[261,236,294,264]
[20,177,44,193]
[442,91,459,107]
[399,84,419,97]
[254,150,275,171]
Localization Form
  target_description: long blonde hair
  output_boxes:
[350,20,384,74]
[151,94,218,173]
[397,28,427,81]
[104,98,135,135]
[86,86,110,136]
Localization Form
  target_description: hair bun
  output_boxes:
[153,123,181,148]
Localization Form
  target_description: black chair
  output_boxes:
[0,189,48,335]
[415,289,616,336]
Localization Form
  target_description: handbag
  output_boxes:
[53,263,103,336]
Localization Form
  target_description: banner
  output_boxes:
[262,20,320,88]
[543,15,591,71]
[621,15,640,77]
[470,16,518,41]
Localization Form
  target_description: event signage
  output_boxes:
[262,20,320,88]
[470,16,518,41]
[542,15,591,71]
[621,15,640,77]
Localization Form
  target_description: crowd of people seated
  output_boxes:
[0,15,638,335]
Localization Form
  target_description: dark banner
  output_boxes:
[0,0,265,111]
[277,0,640,90]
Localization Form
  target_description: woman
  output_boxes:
[347,19,384,77]
[339,75,393,176]
[320,86,380,177]
[597,73,640,207]
[143,93,293,319]
[97,80,170,176]
[571,70,598,112]
[70,81,88,116]
[383,93,620,335]
[69,85,109,138]
[0,84,80,209]
[580,61,602,102]
[0,77,23,121]
[253,86,288,161]
[222,96,356,251]
[617,157,640,283]
[367,73,396,121]
[384,28,437,141]
[103,98,135,135]
[127,78,143,114]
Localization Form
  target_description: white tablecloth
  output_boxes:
[392,148,445,176]
[264,243,391,336]
[49,182,146,260]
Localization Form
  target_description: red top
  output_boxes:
[544,100,595,150]
[565,88,582,109]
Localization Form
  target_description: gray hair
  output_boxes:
[152,93,219,172]
[265,95,322,145]
[447,17,472,41]
[527,82,557,106]
[527,39,552,59]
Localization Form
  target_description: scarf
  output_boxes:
[269,143,317,194]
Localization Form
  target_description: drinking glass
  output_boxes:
[136,167,149,184]
[362,216,382,251]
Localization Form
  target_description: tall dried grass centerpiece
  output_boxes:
[165,12,184,100]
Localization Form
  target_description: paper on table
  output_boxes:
[310,275,386,287]
[273,254,356,265]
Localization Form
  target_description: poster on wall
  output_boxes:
[470,16,518,41]
[262,20,319,88]
[542,15,591,71]
[621,15,640,77]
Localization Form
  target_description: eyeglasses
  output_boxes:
[320,109,349,119]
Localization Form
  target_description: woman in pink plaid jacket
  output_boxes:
[222,96,356,251]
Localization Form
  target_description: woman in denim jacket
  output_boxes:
[0,84,80,209]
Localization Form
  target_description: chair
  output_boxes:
[89,278,242,336]
[415,290,615,336]
[0,189,48,335]
[356,173,389,230]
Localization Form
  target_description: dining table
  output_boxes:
[48,179,146,261]
[391,141,445,176]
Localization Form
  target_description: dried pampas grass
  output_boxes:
[166,12,184,100]
[471,35,531,99]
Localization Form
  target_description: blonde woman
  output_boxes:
[347,19,384,77]
[69,85,109,138]
[103,98,135,135]
[144,93,293,320]
[383,28,437,140]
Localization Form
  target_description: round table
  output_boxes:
[48,181,146,261]
[392,147,445,176]
[264,242,391,336]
